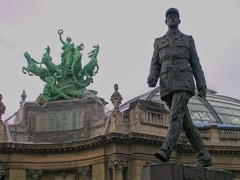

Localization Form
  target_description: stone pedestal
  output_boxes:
[107,110,129,134]
[141,162,234,180]
[6,97,106,143]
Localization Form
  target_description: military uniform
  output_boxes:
[148,30,206,100]
[148,29,212,165]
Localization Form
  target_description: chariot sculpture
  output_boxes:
[22,29,100,104]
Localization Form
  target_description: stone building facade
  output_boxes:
[0,89,240,180]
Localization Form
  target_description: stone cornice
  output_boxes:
[128,99,169,114]
[0,132,239,155]
[176,143,240,154]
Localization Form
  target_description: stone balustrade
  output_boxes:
[180,125,240,146]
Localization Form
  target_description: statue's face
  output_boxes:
[114,84,118,91]
[165,13,180,28]
[66,37,72,43]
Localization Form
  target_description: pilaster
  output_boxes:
[8,169,27,180]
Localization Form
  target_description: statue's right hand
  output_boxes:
[147,79,156,87]
[58,29,63,35]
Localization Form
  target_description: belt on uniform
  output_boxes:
[161,59,189,65]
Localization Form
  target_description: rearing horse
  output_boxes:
[40,47,62,76]
[22,52,50,82]
[82,44,100,79]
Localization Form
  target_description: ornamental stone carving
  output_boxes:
[110,84,123,109]
[77,165,91,177]
[0,168,6,180]
[109,160,128,172]
[109,160,128,180]
[27,169,43,180]
[0,94,6,120]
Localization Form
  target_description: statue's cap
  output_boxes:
[166,8,179,18]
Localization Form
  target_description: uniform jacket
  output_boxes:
[148,30,206,101]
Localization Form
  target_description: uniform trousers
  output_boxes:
[161,91,210,161]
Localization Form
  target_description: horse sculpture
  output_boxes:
[82,44,100,79]
[22,29,101,103]
[40,47,62,76]
[22,52,50,82]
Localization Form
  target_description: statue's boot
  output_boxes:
[154,149,169,162]
[183,108,212,168]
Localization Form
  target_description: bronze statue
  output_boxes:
[147,8,212,168]
[22,52,50,82]
[82,44,100,80]
[40,46,62,76]
[58,29,75,69]
[72,43,84,82]
[23,29,100,103]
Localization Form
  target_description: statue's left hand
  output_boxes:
[147,78,157,87]
[198,86,207,100]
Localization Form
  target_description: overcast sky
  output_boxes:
[0,0,240,120]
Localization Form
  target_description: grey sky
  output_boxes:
[0,0,240,119]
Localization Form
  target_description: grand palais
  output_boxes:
[0,86,239,180]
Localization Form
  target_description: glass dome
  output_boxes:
[120,86,240,126]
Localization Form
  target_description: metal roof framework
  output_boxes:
[120,86,240,126]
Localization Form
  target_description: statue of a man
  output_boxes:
[110,84,123,109]
[147,8,212,168]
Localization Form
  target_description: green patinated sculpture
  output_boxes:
[83,44,99,79]
[22,29,100,104]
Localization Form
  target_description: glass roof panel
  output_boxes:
[188,96,218,123]
[190,111,217,124]
[206,94,240,125]
[147,89,219,124]
[120,86,240,126]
